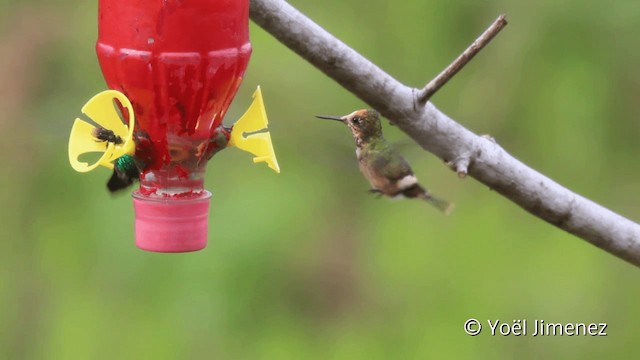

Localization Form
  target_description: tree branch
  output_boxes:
[418,15,508,104]
[249,0,640,267]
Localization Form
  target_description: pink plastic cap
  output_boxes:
[132,190,212,253]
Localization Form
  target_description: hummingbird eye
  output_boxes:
[351,117,361,125]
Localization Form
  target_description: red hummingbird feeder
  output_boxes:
[68,0,280,252]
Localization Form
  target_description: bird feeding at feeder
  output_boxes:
[67,0,280,253]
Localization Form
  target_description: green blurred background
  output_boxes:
[1,0,640,358]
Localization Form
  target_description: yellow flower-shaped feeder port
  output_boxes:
[68,90,135,172]
[228,86,280,173]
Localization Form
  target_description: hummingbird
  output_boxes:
[316,109,453,214]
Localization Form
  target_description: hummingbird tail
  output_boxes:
[422,193,455,215]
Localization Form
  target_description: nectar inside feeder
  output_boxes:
[68,0,280,253]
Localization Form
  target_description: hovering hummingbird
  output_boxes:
[316,109,453,214]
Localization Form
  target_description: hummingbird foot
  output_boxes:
[368,189,384,198]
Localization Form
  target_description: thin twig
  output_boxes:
[417,14,508,104]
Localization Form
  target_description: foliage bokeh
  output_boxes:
[1,0,639,358]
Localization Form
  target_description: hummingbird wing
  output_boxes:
[376,144,415,181]
[362,143,420,196]
[366,140,453,213]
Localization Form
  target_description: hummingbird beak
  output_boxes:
[315,115,345,123]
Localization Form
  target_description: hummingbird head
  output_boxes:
[316,109,382,144]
